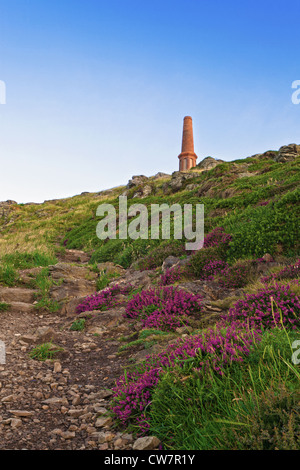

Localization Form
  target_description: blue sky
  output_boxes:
[0,0,299,203]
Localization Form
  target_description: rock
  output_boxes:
[1,394,16,403]
[162,256,190,273]
[96,262,125,277]
[42,397,69,406]
[61,250,90,263]
[262,253,274,263]
[152,172,171,180]
[61,431,76,440]
[0,287,36,303]
[35,326,56,343]
[185,183,199,191]
[10,418,22,429]
[196,156,224,171]
[95,417,112,428]
[53,362,62,374]
[10,410,34,418]
[127,175,148,189]
[19,334,37,345]
[68,409,85,418]
[50,278,96,303]
[48,262,97,281]
[275,144,300,163]
[162,256,181,272]
[166,171,196,192]
[133,436,161,451]
[8,302,35,314]
[133,184,153,199]
[87,327,106,336]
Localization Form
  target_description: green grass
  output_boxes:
[70,318,86,331]
[29,342,64,361]
[32,267,61,313]
[118,329,171,353]
[1,250,57,270]
[0,263,17,286]
[148,328,300,450]
[0,302,10,312]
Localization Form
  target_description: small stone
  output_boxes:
[68,409,85,418]
[10,418,22,429]
[133,436,161,451]
[99,443,109,450]
[1,394,15,403]
[61,431,75,440]
[72,395,81,406]
[42,397,69,406]
[10,410,34,418]
[53,362,62,374]
[95,417,112,428]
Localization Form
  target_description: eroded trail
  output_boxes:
[0,252,136,450]
[0,250,232,450]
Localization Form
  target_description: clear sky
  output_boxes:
[0,0,299,203]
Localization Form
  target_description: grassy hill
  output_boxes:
[1,148,299,266]
[0,145,299,450]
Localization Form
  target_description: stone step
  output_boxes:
[8,301,35,313]
[0,287,37,304]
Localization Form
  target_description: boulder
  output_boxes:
[0,287,36,303]
[50,278,96,303]
[127,175,148,189]
[151,172,171,180]
[196,156,224,171]
[275,144,300,163]
[48,262,97,281]
[132,184,153,199]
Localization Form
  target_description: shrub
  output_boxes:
[125,286,202,331]
[201,259,229,281]
[148,328,299,450]
[262,259,300,284]
[223,283,300,329]
[135,240,186,271]
[110,321,261,429]
[203,226,232,253]
[90,240,126,265]
[189,247,222,277]
[217,259,256,288]
[76,284,132,313]
[159,266,182,286]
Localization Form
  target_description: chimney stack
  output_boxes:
[178,116,198,171]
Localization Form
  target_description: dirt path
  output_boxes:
[0,251,229,450]
[0,255,136,450]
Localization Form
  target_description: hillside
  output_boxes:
[0,143,299,450]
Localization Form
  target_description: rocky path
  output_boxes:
[0,252,139,450]
[0,249,238,451]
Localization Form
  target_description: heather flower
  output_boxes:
[125,286,202,331]
[261,259,300,284]
[223,283,300,329]
[203,226,232,251]
[159,266,182,286]
[201,259,228,280]
[110,320,261,428]
[76,283,132,313]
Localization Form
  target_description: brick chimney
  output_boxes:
[178,116,198,171]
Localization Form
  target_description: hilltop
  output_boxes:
[0,143,299,450]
